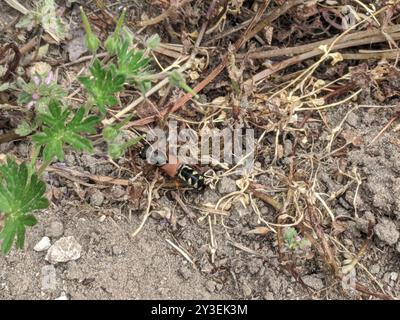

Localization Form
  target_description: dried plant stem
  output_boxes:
[137,6,174,27]
[131,177,157,238]
[243,24,400,60]
[253,32,400,82]
[341,50,400,59]
[4,0,29,15]
[244,0,303,41]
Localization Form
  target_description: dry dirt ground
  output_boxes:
[1,105,399,300]
[1,0,400,300]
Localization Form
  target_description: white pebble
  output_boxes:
[34,237,51,252]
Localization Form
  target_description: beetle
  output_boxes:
[141,145,205,189]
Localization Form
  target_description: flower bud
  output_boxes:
[80,6,100,54]
[108,143,124,158]
[102,126,119,142]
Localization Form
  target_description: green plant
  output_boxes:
[0,6,198,255]
[32,101,100,163]
[78,59,126,114]
[0,159,48,254]
[283,227,310,251]
[17,71,66,113]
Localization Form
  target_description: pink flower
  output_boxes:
[32,93,40,100]
[44,71,53,85]
[33,76,41,86]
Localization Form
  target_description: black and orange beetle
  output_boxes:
[141,145,205,189]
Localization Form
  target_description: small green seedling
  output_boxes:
[78,59,126,114]
[169,70,199,98]
[102,115,143,158]
[108,135,144,159]
[283,227,310,251]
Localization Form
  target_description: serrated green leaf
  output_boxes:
[32,102,100,162]
[0,159,48,254]
[15,121,33,136]
[115,40,151,81]
[20,214,38,227]
[0,219,17,254]
[0,82,10,92]
[79,59,125,114]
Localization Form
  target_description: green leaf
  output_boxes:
[16,0,68,41]
[116,40,151,80]
[0,219,17,255]
[78,59,126,114]
[20,214,38,227]
[80,6,100,53]
[0,82,10,92]
[169,70,198,98]
[0,158,47,254]
[17,72,65,110]
[32,102,100,162]
[146,34,160,50]
[283,227,297,241]
[16,223,26,249]
[15,121,33,137]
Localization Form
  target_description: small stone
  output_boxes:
[302,275,324,291]
[242,284,252,297]
[370,264,380,274]
[46,221,64,238]
[205,280,216,293]
[248,259,263,275]
[98,215,106,222]
[34,237,51,252]
[396,242,400,254]
[355,211,376,234]
[90,189,104,207]
[17,143,29,157]
[264,291,274,300]
[54,292,69,300]
[81,154,98,173]
[383,272,392,284]
[178,265,192,280]
[231,201,252,218]
[217,177,237,194]
[111,185,126,199]
[112,245,123,256]
[41,265,57,291]
[45,236,82,264]
[201,189,220,205]
[390,272,398,282]
[64,154,75,166]
[374,219,399,246]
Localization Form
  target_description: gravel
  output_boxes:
[217,177,237,194]
[45,236,82,264]
[45,221,64,238]
[33,237,51,252]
